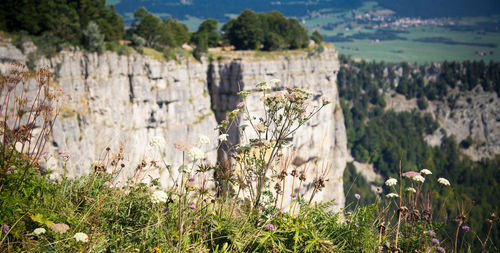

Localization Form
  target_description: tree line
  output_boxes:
[0,1,322,59]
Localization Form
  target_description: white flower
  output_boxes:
[386,193,399,198]
[151,190,168,204]
[198,134,210,144]
[438,178,451,186]
[385,178,398,187]
[33,227,46,236]
[218,134,228,142]
[406,187,416,193]
[269,79,281,85]
[420,169,432,175]
[149,136,166,147]
[188,147,204,161]
[256,81,271,90]
[412,175,425,183]
[74,232,89,243]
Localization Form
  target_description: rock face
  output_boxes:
[386,87,500,161]
[0,41,346,210]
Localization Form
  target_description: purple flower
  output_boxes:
[345,219,351,223]
[354,193,361,200]
[2,224,9,233]
[431,238,440,245]
[346,211,352,216]
[291,193,297,198]
[187,177,195,182]
[355,223,359,228]
[426,230,436,237]
[461,225,470,232]
[264,224,275,231]
[6,171,11,175]
[189,204,197,210]
[162,207,170,213]
[436,246,445,253]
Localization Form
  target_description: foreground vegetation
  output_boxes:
[339,57,500,251]
[1,64,498,252]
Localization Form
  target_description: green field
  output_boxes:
[303,2,500,63]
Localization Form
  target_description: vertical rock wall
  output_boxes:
[1,42,346,210]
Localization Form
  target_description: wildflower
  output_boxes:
[354,193,361,200]
[2,224,9,233]
[33,227,46,236]
[345,219,352,223]
[218,134,228,142]
[256,81,271,90]
[187,177,195,182]
[254,123,266,132]
[154,247,161,253]
[162,207,170,213]
[412,175,425,183]
[269,79,281,85]
[189,204,197,210]
[149,136,166,147]
[402,171,420,178]
[151,190,168,204]
[74,232,89,243]
[385,178,398,187]
[406,187,417,193]
[431,238,440,245]
[187,147,204,161]
[436,246,445,253]
[291,193,297,198]
[264,224,275,231]
[420,169,432,175]
[438,178,450,186]
[355,223,359,228]
[174,141,192,151]
[461,225,470,232]
[346,211,352,216]
[386,193,399,198]
[426,230,436,237]
[50,223,70,234]
[198,134,210,144]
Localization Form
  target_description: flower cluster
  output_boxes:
[33,227,46,236]
[198,134,210,144]
[149,136,166,147]
[74,232,89,243]
[437,178,450,186]
[151,190,168,204]
[385,178,397,187]
[188,147,204,161]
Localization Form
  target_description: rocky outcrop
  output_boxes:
[0,40,346,210]
[386,87,500,161]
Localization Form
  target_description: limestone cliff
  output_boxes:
[0,40,346,210]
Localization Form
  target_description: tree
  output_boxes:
[83,21,104,53]
[227,9,262,50]
[311,30,323,44]
[192,19,219,47]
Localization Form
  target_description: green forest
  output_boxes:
[339,56,500,251]
[0,1,318,61]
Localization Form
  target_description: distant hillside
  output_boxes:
[112,0,363,21]
[110,0,500,21]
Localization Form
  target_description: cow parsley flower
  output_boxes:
[198,135,210,144]
[218,134,228,142]
[386,193,399,198]
[420,169,432,175]
[269,79,281,85]
[406,187,416,193]
[438,178,450,186]
[413,175,425,183]
[74,232,89,243]
[151,190,168,204]
[33,227,46,236]
[188,147,204,161]
[149,136,166,147]
[385,178,398,187]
